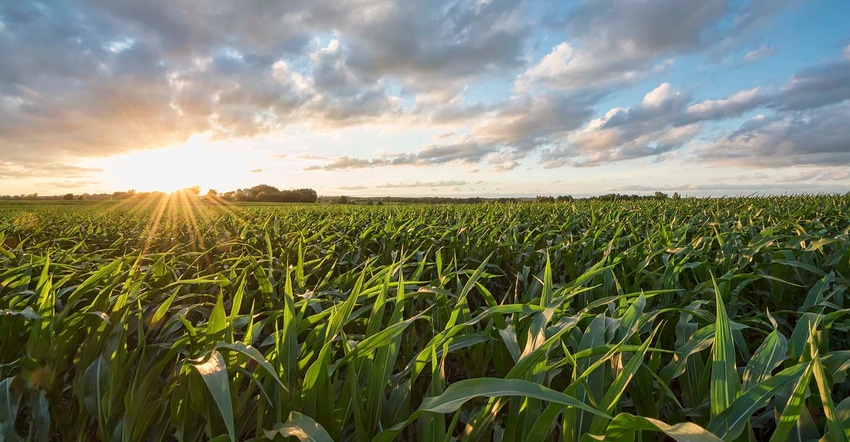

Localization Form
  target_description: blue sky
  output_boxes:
[1,0,849,197]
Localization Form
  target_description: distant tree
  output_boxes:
[112,189,136,199]
[672,192,681,200]
[654,191,669,199]
[206,189,218,198]
[189,185,201,196]
[62,193,75,200]
[248,184,280,201]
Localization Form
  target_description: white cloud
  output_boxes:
[683,87,768,122]
[742,46,775,62]
[643,83,679,107]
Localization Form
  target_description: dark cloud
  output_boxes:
[87,0,311,56]
[774,60,850,111]
[308,40,401,124]
[567,0,727,55]
[475,92,597,147]
[322,0,530,89]
[699,104,850,167]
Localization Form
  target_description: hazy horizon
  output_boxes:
[1,1,849,197]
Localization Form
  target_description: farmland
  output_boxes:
[2,195,850,441]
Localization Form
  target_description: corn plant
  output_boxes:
[1,194,849,440]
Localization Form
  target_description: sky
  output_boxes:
[1,0,849,198]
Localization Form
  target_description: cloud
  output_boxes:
[305,139,495,171]
[774,60,850,111]
[307,39,401,124]
[742,46,775,63]
[539,83,698,167]
[250,169,263,173]
[775,168,850,183]
[515,42,675,92]
[518,0,727,91]
[1,0,845,190]
[308,44,850,173]
[699,104,850,167]
[0,162,103,180]
[304,156,388,171]
[307,90,599,171]
[375,180,468,188]
[326,0,530,90]
[606,180,849,195]
[725,0,801,41]
[336,180,470,190]
[0,0,526,172]
[473,91,597,146]
[0,3,309,166]
[681,87,770,123]
[86,0,312,56]
[44,180,103,190]
[519,0,798,92]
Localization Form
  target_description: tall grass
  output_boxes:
[1,195,849,440]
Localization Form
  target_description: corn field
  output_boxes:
[2,195,850,441]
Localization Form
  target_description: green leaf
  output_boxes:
[216,342,287,392]
[263,412,334,442]
[711,275,740,420]
[331,307,431,371]
[0,307,40,320]
[812,344,848,442]
[588,325,658,436]
[742,329,788,391]
[770,361,814,442]
[192,351,235,441]
[374,378,611,442]
[206,293,227,344]
[0,378,22,442]
[708,363,808,439]
[604,413,723,442]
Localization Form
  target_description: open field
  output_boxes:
[2,195,850,441]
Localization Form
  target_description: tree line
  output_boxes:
[212,185,318,203]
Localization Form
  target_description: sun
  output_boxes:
[101,135,259,194]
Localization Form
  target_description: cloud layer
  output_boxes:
[1,0,847,193]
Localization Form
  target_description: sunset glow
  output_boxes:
[99,137,260,194]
